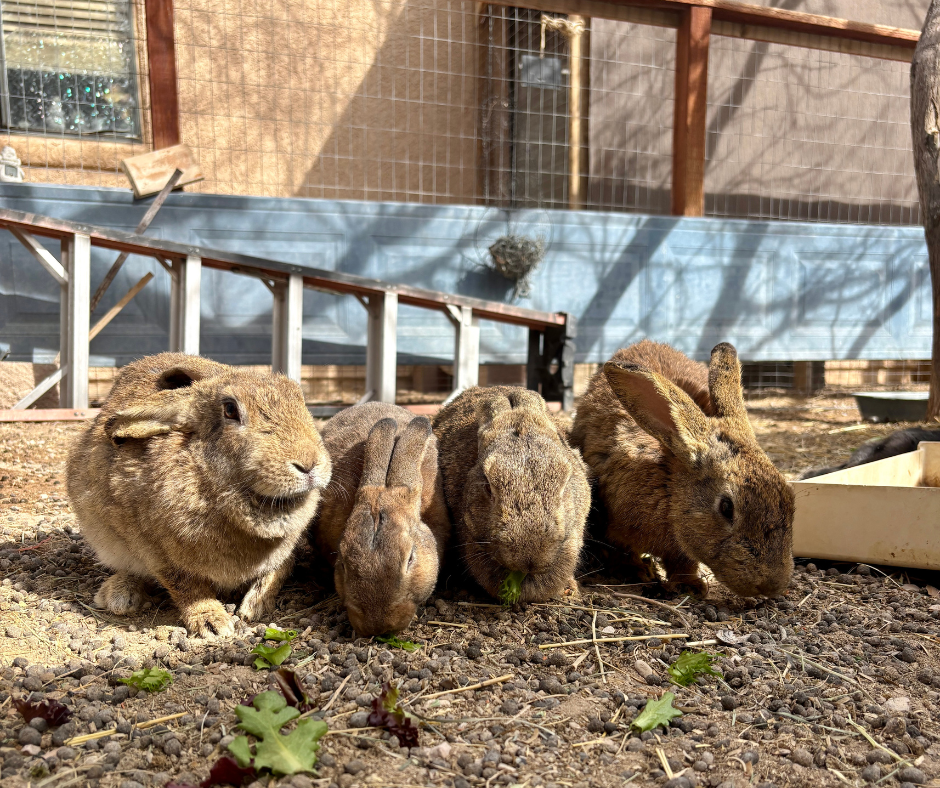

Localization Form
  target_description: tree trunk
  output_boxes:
[912,0,940,421]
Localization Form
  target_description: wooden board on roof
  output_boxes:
[120,144,203,198]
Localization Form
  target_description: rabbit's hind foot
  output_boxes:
[94,573,146,615]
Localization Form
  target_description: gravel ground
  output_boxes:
[2,395,940,788]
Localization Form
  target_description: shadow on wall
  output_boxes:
[297,0,481,205]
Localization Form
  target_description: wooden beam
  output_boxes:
[89,273,154,341]
[0,408,99,422]
[672,6,711,217]
[90,168,182,312]
[481,0,918,52]
[145,0,181,149]
[446,305,480,395]
[9,227,67,285]
[0,209,567,330]
[12,368,65,411]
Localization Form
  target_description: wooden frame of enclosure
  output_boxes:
[0,208,575,414]
[138,0,918,214]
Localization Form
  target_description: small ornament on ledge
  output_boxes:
[0,146,24,183]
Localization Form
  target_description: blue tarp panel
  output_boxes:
[0,183,931,366]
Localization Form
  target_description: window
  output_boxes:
[0,0,141,137]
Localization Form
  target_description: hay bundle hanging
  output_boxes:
[487,234,546,299]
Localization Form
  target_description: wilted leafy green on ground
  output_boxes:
[368,682,420,748]
[118,667,173,693]
[375,634,421,652]
[631,692,682,732]
[667,650,722,687]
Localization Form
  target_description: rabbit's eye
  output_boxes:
[718,496,734,521]
[407,546,417,570]
[222,399,241,422]
[483,479,492,498]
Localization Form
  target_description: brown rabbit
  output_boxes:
[570,340,794,597]
[312,402,450,636]
[67,352,332,637]
[433,386,590,602]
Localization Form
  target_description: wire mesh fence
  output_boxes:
[0,1,932,403]
[705,35,919,226]
[0,0,920,223]
[0,0,150,185]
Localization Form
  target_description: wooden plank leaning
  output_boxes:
[89,167,183,312]
[13,273,154,410]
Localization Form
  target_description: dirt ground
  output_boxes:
[2,393,940,788]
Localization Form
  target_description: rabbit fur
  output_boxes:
[312,402,450,636]
[433,386,590,602]
[67,353,332,637]
[571,340,794,597]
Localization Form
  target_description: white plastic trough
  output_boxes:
[792,442,940,571]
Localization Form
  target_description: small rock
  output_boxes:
[898,767,926,785]
[56,746,77,761]
[634,660,653,679]
[162,737,182,757]
[720,695,741,711]
[18,726,42,746]
[861,765,881,782]
[790,748,813,767]
[21,743,41,756]
[345,759,366,775]
[885,696,911,714]
[428,742,451,760]
[29,717,49,733]
[349,711,370,728]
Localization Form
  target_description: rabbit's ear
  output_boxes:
[360,418,398,488]
[106,393,197,441]
[708,343,752,428]
[604,361,709,462]
[387,416,432,490]
[155,363,216,391]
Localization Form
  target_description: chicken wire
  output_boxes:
[704,35,919,226]
[0,1,930,400]
[0,0,150,186]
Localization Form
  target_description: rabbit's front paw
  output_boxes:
[663,574,708,598]
[95,573,145,615]
[237,566,291,623]
[237,585,275,623]
[182,599,235,638]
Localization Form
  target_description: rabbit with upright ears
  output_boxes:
[67,352,332,637]
[312,402,450,636]
[570,340,794,597]
[433,386,590,602]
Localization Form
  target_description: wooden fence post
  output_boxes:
[672,6,712,216]
[447,305,480,395]
[365,292,398,403]
[272,273,303,382]
[170,255,201,354]
[145,0,181,149]
[64,233,90,409]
